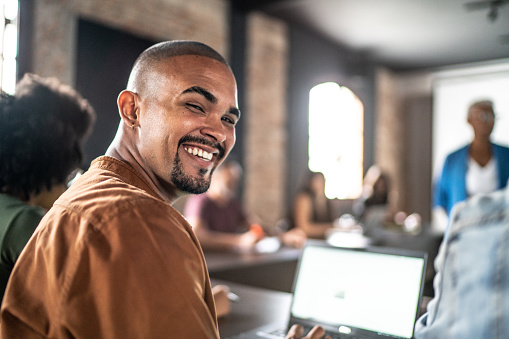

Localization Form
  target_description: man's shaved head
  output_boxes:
[127,40,230,94]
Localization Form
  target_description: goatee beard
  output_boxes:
[171,134,225,194]
[171,154,213,194]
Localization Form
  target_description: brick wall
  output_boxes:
[375,67,407,214]
[244,12,289,226]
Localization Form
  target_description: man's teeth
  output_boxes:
[185,147,213,161]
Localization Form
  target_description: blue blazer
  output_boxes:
[434,142,509,215]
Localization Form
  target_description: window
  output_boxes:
[0,0,18,94]
[308,82,363,199]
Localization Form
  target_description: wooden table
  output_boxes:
[212,279,291,338]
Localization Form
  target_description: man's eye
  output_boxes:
[222,116,237,125]
[186,103,204,112]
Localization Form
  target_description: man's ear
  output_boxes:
[118,90,139,129]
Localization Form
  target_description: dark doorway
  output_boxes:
[76,19,156,168]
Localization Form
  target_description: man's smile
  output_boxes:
[183,145,214,161]
[178,135,226,164]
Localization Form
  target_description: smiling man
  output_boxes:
[110,45,239,200]
[0,41,238,338]
[0,41,325,339]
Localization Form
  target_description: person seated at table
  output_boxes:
[290,170,337,239]
[351,165,400,233]
[414,181,509,338]
[184,159,306,252]
[0,73,96,302]
[353,165,392,218]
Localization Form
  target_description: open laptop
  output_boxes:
[229,242,427,339]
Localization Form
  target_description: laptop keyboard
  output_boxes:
[263,325,367,339]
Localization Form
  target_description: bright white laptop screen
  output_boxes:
[291,245,425,338]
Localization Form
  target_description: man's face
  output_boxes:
[136,55,239,197]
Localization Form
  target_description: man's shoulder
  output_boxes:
[446,145,469,160]
[65,171,158,204]
[53,170,176,228]
[440,146,469,173]
[493,142,509,154]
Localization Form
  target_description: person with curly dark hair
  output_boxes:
[0,73,95,301]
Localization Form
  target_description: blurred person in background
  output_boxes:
[0,73,95,302]
[184,159,263,252]
[434,100,509,231]
[353,165,393,221]
[291,170,336,239]
[185,159,306,252]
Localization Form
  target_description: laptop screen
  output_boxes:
[290,244,426,338]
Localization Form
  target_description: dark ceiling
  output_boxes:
[233,0,509,71]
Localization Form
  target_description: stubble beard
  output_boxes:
[170,154,214,194]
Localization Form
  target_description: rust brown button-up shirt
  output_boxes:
[1,156,219,338]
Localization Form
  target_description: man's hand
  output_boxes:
[285,324,331,339]
[212,284,231,318]
[236,228,262,252]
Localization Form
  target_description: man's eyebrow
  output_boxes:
[229,107,241,119]
[183,85,241,119]
[182,86,217,104]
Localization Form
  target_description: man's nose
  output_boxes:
[200,116,227,143]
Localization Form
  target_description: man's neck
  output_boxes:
[105,145,180,205]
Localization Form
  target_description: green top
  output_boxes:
[0,193,45,302]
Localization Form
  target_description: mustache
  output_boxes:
[178,135,226,160]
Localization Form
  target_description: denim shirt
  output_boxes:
[415,185,509,338]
